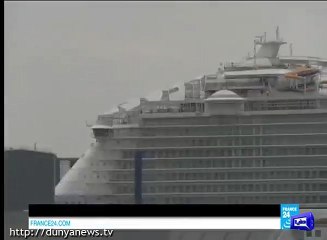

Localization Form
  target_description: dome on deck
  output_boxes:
[206,90,244,101]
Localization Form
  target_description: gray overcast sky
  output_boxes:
[5,1,327,157]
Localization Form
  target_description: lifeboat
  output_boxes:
[285,66,320,80]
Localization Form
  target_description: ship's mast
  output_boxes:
[255,26,286,59]
[276,26,279,41]
[253,40,257,67]
[289,43,293,56]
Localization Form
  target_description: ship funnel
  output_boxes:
[255,27,286,58]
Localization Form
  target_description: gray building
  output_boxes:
[4,149,58,210]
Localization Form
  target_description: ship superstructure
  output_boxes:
[55,27,327,205]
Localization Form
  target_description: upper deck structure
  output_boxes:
[55,27,327,206]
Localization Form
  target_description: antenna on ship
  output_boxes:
[253,40,257,68]
[276,26,280,41]
[289,43,293,56]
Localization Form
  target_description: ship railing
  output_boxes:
[140,101,183,114]
[244,99,320,111]
[140,100,205,114]
[141,108,181,114]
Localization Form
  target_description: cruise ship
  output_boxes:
[55,27,327,207]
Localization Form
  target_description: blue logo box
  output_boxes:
[280,204,299,230]
[291,212,315,231]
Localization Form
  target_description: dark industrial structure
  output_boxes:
[4,149,58,211]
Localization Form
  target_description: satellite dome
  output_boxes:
[206,90,244,101]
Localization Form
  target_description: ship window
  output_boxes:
[164,151,170,158]
[306,231,312,237]
[315,230,321,237]
[93,128,109,137]
[183,150,188,156]
[147,151,153,158]
[170,150,176,157]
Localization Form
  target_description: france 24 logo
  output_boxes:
[280,204,299,230]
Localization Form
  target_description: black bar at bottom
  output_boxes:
[29,204,280,217]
